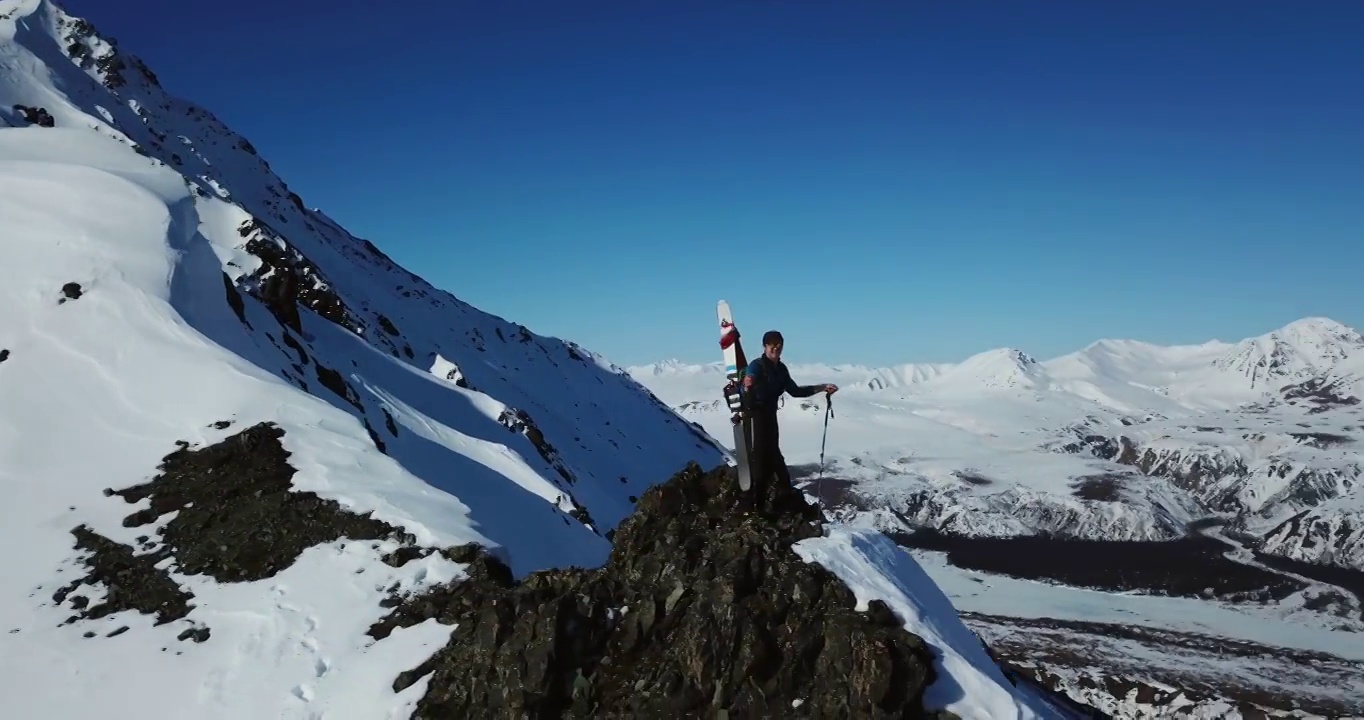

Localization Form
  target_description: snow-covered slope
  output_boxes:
[0,0,730,572]
[0,1,1078,717]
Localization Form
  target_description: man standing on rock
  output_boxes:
[741,330,837,515]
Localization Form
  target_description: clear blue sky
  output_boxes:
[65,0,1364,367]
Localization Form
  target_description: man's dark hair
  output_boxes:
[762,330,783,346]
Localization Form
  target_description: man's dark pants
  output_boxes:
[745,404,791,510]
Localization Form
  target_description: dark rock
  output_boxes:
[235,218,362,336]
[52,524,194,625]
[364,419,387,455]
[0,348,9,364]
[107,422,405,582]
[59,282,83,302]
[177,626,211,643]
[1070,473,1129,502]
[498,407,576,486]
[315,361,362,410]
[13,104,55,127]
[952,470,993,486]
[221,272,249,327]
[370,462,940,719]
[94,49,126,88]
[281,331,309,365]
[1288,431,1353,449]
[1282,376,1361,414]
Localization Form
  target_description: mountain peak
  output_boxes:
[1212,316,1363,388]
[1273,316,1363,346]
[932,346,1046,391]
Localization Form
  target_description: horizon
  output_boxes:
[626,313,1359,371]
[59,0,1364,367]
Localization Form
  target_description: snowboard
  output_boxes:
[717,300,753,491]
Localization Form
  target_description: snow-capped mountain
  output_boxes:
[632,316,1364,717]
[1212,317,1364,389]
[0,1,1082,718]
[929,347,1045,392]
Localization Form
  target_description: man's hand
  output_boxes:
[823,383,838,395]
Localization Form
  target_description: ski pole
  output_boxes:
[816,392,833,505]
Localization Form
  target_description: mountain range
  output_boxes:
[631,315,1364,716]
[633,315,1364,567]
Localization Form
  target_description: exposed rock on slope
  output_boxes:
[370,463,948,719]
[52,422,409,636]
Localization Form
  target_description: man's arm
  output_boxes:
[781,365,824,398]
[742,357,762,390]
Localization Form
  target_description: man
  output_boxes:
[741,329,837,514]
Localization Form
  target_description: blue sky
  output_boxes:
[65,0,1364,367]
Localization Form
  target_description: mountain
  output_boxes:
[1212,317,1364,389]
[0,1,1085,717]
[632,316,1364,716]
[928,348,1046,392]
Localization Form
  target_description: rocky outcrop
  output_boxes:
[235,218,362,336]
[370,463,951,719]
[1059,426,1362,518]
[1258,507,1364,572]
[1059,430,1249,508]
[498,406,578,487]
[49,422,406,644]
[1281,375,1361,414]
[12,104,54,127]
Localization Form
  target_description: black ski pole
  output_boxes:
[816,392,833,506]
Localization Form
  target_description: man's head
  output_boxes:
[762,330,783,361]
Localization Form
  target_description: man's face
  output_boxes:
[764,342,783,360]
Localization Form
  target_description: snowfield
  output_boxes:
[0,1,1070,718]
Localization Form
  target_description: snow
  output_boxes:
[795,528,1072,719]
[0,2,1071,717]
[4,540,465,720]
[2,0,1358,716]
[632,301,1364,710]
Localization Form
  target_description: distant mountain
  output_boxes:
[634,316,1364,717]
[928,347,1045,392]
[1212,317,1364,389]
